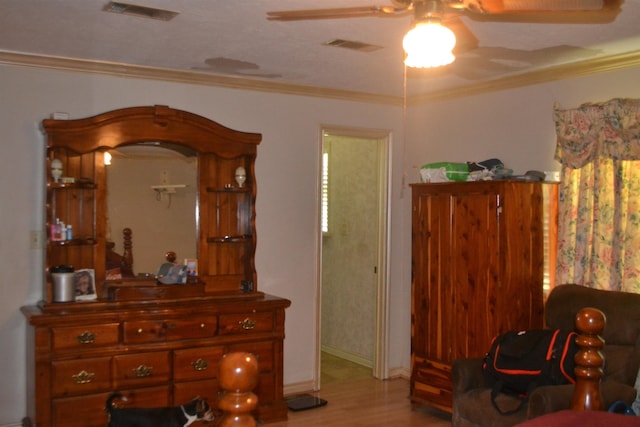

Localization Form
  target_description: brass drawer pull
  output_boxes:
[72,370,95,384]
[76,331,96,344]
[239,318,256,330]
[132,364,153,377]
[191,358,209,371]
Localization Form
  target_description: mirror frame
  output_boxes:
[43,105,261,301]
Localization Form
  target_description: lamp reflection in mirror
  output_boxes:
[403,21,456,68]
[104,151,112,166]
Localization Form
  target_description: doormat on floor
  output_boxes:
[285,394,328,411]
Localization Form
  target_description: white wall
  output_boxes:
[1,61,639,425]
[394,67,640,383]
[0,63,405,425]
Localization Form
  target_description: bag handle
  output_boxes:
[490,381,533,415]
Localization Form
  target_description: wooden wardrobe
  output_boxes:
[410,181,557,412]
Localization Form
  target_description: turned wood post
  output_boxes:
[121,227,134,277]
[218,352,259,427]
[570,307,606,411]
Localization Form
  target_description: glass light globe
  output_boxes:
[403,22,456,68]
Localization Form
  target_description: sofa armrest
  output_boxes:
[452,358,487,394]
[527,384,574,418]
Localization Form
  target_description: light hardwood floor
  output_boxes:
[267,354,453,427]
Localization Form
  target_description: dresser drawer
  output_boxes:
[174,346,224,381]
[52,387,171,427]
[228,340,274,372]
[122,318,217,344]
[52,357,111,397]
[51,323,120,351]
[219,312,274,335]
[174,379,219,405]
[113,351,170,388]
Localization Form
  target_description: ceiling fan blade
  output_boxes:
[267,6,409,21]
[443,16,479,54]
[466,0,622,23]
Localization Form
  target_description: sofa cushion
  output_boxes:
[605,345,640,385]
[453,388,528,427]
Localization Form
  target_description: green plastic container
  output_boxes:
[420,162,469,182]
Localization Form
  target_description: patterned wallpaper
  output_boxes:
[321,134,380,364]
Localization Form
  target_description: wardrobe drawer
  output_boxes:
[219,312,274,335]
[51,323,120,351]
[174,346,225,381]
[113,351,171,388]
[122,318,217,344]
[51,357,111,397]
[411,357,452,410]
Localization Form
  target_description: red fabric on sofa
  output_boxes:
[516,410,640,426]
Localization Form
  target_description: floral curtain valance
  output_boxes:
[554,98,640,168]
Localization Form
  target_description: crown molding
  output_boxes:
[1,50,638,106]
[0,51,402,106]
[407,50,640,105]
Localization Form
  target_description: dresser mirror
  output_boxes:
[106,143,198,277]
[43,105,261,305]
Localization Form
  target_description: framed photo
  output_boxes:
[74,269,97,301]
[185,258,198,277]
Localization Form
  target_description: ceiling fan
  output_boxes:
[267,0,622,68]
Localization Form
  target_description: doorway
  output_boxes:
[317,126,390,387]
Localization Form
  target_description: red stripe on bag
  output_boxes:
[492,344,542,376]
[560,332,577,383]
[546,329,560,361]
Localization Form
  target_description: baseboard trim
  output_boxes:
[0,422,24,427]
[321,345,372,368]
[388,367,410,379]
[284,379,317,395]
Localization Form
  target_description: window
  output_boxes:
[321,150,329,234]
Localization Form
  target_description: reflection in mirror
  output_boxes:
[106,143,197,277]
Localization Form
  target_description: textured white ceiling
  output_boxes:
[1,0,639,98]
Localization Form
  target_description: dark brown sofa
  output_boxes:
[452,284,640,427]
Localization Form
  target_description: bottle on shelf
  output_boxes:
[50,218,63,242]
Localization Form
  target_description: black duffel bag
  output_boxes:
[482,328,579,414]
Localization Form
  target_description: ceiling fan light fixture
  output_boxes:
[403,21,456,68]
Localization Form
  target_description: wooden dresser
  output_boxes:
[410,181,557,412]
[22,295,289,426]
[22,106,291,426]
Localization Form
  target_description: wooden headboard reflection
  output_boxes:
[106,227,134,279]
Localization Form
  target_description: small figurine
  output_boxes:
[235,166,246,187]
[51,158,63,183]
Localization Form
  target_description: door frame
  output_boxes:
[315,125,391,388]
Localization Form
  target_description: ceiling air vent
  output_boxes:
[324,39,383,52]
[103,2,179,21]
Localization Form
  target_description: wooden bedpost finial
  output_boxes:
[570,307,606,411]
[218,352,259,427]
